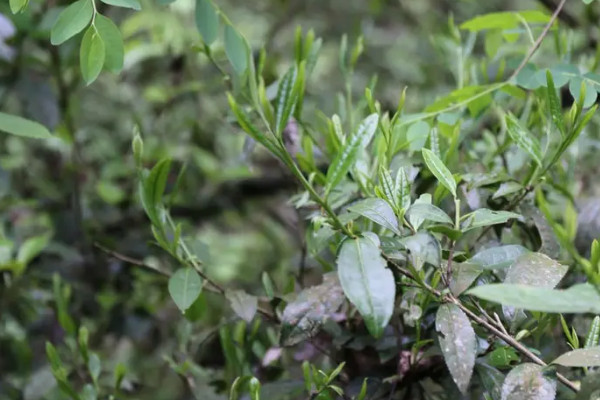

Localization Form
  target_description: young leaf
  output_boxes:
[51,0,94,45]
[500,363,556,400]
[585,316,600,349]
[80,26,106,85]
[337,233,395,338]
[0,112,52,139]
[274,66,298,136]
[95,14,124,74]
[378,166,399,212]
[505,113,543,167]
[325,114,379,195]
[422,148,457,198]
[399,232,441,270]
[225,290,258,323]
[551,347,600,367]
[168,268,202,313]
[395,167,411,211]
[141,158,172,227]
[10,0,28,14]
[436,303,477,394]
[461,209,521,232]
[467,283,600,314]
[195,0,218,45]
[469,245,530,270]
[99,0,141,10]
[406,203,453,226]
[280,273,344,346]
[546,70,566,137]
[225,24,248,75]
[347,198,401,235]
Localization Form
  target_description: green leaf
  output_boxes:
[95,15,124,74]
[460,10,551,32]
[51,0,94,45]
[87,353,101,382]
[168,268,202,313]
[461,209,521,232]
[280,273,344,346]
[80,26,106,85]
[141,158,172,227]
[551,347,600,367]
[505,113,543,167]
[406,203,453,226]
[467,283,600,314]
[347,198,401,235]
[325,114,379,195]
[422,148,456,198]
[569,77,598,109]
[399,232,441,270]
[337,233,395,338]
[407,121,430,151]
[99,0,141,10]
[500,363,556,400]
[395,167,411,211]
[486,347,520,369]
[225,290,258,323]
[377,167,399,212]
[585,316,600,349]
[476,362,505,400]
[275,66,298,136]
[0,112,52,139]
[10,0,28,14]
[576,372,600,400]
[195,0,218,45]
[469,245,530,270]
[450,263,483,296]
[17,234,51,266]
[492,181,523,199]
[225,24,248,75]
[436,304,477,394]
[546,70,566,137]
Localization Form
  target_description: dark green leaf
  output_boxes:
[467,283,600,314]
[99,0,141,9]
[486,347,520,369]
[337,233,395,338]
[141,158,171,227]
[168,268,202,313]
[436,304,477,394]
[347,198,401,235]
[325,114,379,195]
[422,148,456,198]
[225,24,248,75]
[95,14,124,74]
[576,372,600,400]
[470,245,530,270]
[195,0,218,45]
[275,66,298,136]
[476,362,505,400]
[450,263,483,296]
[80,26,106,85]
[51,0,94,45]
[0,112,52,139]
[546,70,566,137]
[399,232,441,270]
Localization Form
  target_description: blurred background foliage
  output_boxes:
[2,0,600,399]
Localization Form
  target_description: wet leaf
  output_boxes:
[280,273,344,346]
[436,303,477,394]
[226,290,258,323]
[337,233,395,338]
[348,198,401,235]
[467,283,600,314]
[470,245,530,270]
[551,347,600,367]
[500,363,556,400]
[399,232,441,270]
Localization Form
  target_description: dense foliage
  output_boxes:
[2,0,600,399]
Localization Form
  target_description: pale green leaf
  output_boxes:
[406,203,453,226]
[0,112,52,139]
[476,362,505,400]
[469,245,530,270]
[461,209,521,232]
[80,26,106,85]
[95,15,124,74]
[275,66,298,136]
[545,70,566,137]
[407,121,430,151]
[17,234,51,266]
[195,0,218,45]
[51,0,94,45]
[505,113,543,167]
[467,283,600,314]
[552,347,600,367]
[436,304,477,394]
[99,0,141,10]
[225,290,258,323]
[395,167,411,211]
[569,77,598,109]
[225,24,248,75]
[492,182,523,199]
[337,233,395,338]
[460,11,551,32]
[348,198,401,235]
[325,114,379,195]
[399,232,441,270]
[450,263,483,296]
[500,363,556,400]
[10,0,28,14]
[168,268,202,312]
[422,148,456,198]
